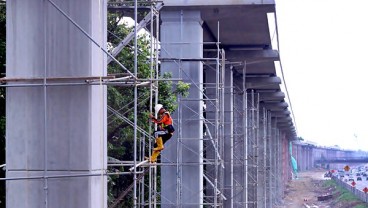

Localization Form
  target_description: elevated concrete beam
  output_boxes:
[163,0,275,6]
[278,127,294,133]
[283,127,295,132]
[277,116,292,123]
[278,123,293,129]
[246,76,281,90]
[259,91,285,102]
[261,101,288,111]
[277,119,293,125]
[233,62,276,75]
[227,49,279,63]
[271,111,291,118]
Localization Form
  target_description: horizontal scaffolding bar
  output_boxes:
[159,42,219,45]
[108,162,220,167]
[0,82,152,88]
[0,76,115,83]
[0,172,113,181]
[159,58,218,61]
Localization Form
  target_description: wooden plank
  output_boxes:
[129,160,149,172]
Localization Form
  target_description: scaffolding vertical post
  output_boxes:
[154,4,160,208]
[176,59,183,208]
[220,22,226,207]
[148,3,154,208]
[254,90,260,208]
[133,0,138,207]
[242,62,249,208]
[213,21,221,207]
[43,1,49,207]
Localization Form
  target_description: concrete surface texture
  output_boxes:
[6,0,107,207]
[160,10,204,207]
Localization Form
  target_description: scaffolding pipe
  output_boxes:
[133,0,138,207]
[243,62,248,208]
[254,90,260,208]
[43,1,49,206]
[148,4,154,208]
[153,6,159,208]
[213,21,220,207]
[203,174,227,200]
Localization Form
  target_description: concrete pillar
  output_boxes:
[269,120,277,207]
[6,1,107,207]
[250,91,259,208]
[204,65,220,205]
[257,108,267,208]
[232,79,245,207]
[282,136,290,183]
[160,10,203,207]
[275,129,282,204]
[224,68,234,207]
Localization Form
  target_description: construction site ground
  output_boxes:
[278,169,368,208]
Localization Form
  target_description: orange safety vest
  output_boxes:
[153,111,174,133]
[160,112,173,126]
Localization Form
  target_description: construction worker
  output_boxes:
[147,104,175,163]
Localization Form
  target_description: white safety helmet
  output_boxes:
[154,104,163,115]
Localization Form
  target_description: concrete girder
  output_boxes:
[245,76,281,90]
[207,49,279,64]
[261,101,288,111]
[270,109,291,117]
[280,127,295,135]
[276,116,292,123]
[227,49,279,63]
[163,0,275,6]
[278,123,293,129]
[233,61,276,76]
[276,120,293,127]
[259,91,285,102]
[278,126,294,132]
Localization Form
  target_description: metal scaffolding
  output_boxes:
[152,44,226,207]
[2,1,294,207]
[106,2,226,207]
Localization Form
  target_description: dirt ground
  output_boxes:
[277,169,334,208]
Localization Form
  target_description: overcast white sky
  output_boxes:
[275,0,368,150]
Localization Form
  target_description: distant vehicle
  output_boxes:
[357,176,362,181]
[356,173,361,176]
[349,176,354,182]
[324,172,332,178]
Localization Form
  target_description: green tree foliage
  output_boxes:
[0,4,5,207]
[106,13,189,207]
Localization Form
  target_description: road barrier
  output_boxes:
[332,176,368,202]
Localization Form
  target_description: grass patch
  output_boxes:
[338,190,359,201]
[323,179,340,195]
[323,179,336,187]
[323,179,364,203]
[354,204,368,208]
